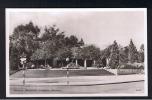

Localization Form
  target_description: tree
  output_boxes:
[128,39,138,63]
[10,22,40,56]
[71,47,81,59]
[140,44,144,52]
[12,22,40,41]
[79,45,101,60]
[30,49,49,61]
[138,44,144,62]
[10,22,86,69]
[9,40,20,70]
[78,45,101,67]
[9,22,40,70]
[64,35,80,48]
[56,47,72,60]
[31,40,57,66]
[109,40,119,69]
[100,44,113,58]
[40,25,59,42]
[119,46,129,64]
[78,38,84,47]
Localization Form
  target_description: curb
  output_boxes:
[66,80,144,86]
[11,80,144,86]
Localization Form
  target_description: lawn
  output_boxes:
[10,68,114,78]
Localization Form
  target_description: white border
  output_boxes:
[6,8,148,97]
[144,8,148,96]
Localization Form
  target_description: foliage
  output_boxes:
[79,38,84,46]
[9,42,20,70]
[71,47,82,59]
[108,41,119,69]
[9,21,144,70]
[40,25,59,41]
[138,44,144,62]
[128,39,138,63]
[9,22,40,61]
[10,22,85,69]
[140,44,144,51]
[56,47,72,60]
[138,52,144,63]
[67,62,81,69]
[118,63,144,69]
[79,45,101,60]
[119,46,129,64]
[101,45,113,59]
[31,49,50,61]
[26,62,34,69]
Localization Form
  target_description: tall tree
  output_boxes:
[78,45,101,68]
[31,40,57,66]
[79,45,101,60]
[9,22,40,70]
[71,47,82,59]
[109,40,119,69]
[9,39,21,70]
[56,47,72,60]
[64,35,80,48]
[78,38,84,47]
[119,46,129,64]
[10,22,86,69]
[128,39,138,63]
[40,25,59,42]
[140,44,144,52]
[138,44,144,62]
[10,22,40,56]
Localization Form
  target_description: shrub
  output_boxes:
[119,63,144,69]
[26,62,34,69]
[67,62,81,69]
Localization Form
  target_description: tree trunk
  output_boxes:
[61,61,63,67]
[128,51,131,63]
[106,58,109,67]
[93,60,96,66]
[84,59,87,69]
[53,58,57,68]
[36,62,38,69]
[76,59,78,67]
[45,59,46,68]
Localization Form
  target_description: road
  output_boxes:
[10,81,144,94]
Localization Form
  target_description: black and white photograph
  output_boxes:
[6,8,147,97]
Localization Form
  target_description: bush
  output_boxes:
[62,62,81,69]
[68,62,80,69]
[119,62,144,69]
[95,63,105,68]
[26,62,34,69]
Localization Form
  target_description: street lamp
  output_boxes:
[66,57,70,85]
[20,53,27,88]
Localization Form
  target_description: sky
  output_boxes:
[7,9,146,50]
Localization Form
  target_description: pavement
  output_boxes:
[10,74,145,86]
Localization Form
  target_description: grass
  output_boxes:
[9,70,20,75]
[10,68,114,78]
